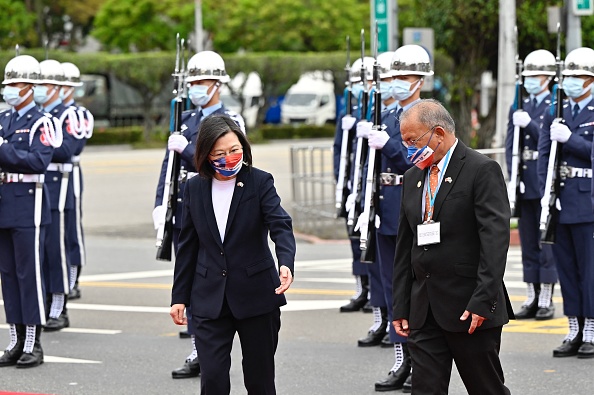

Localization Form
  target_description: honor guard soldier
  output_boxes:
[60,62,93,300]
[0,55,56,368]
[35,60,82,332]
[333,57,372,314]
[538,47,594,359]
[153,50,245,379]
[352,57,392,347]
[506,50,558,320]
[368,45,432,392]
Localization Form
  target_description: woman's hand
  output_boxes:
[170,304,187,325]
[275,265,293,294]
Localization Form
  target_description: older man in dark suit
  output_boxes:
[392,99,513,394]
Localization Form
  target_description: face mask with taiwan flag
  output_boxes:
[406,131,440,170]
[209,152,243,177]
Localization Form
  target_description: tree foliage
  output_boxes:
[0,0,36,50]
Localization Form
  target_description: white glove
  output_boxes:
[152,205,166,230]
[550,122,572,143]
[356,121,373,139]
[540,196,562,211]
[0,136,4,147]
[341,115,357,131]
[512,111,531,128]
[368,126,390,150]
[345,193,357,213]
[354,210,369,234]
[375,215,381,229]
[168,134,189,153]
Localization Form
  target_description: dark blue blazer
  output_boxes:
[155,106,244,229]
[171,166,296,320]
[538,98,594,224]
[505,95,551,200]
[0,107,54,228]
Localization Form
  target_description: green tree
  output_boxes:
[0,0,36,50]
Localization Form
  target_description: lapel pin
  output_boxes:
[445,177,452,183]
[237,182,244,188]
[417,181,421,188]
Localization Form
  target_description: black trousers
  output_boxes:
[408,307,511,395]
[192,298,281,395]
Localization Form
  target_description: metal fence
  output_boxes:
[290,143,507,240]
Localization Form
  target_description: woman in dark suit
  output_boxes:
[170,114,295,395]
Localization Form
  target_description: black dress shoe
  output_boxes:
[358,324,387,347]
[69,286,81,300]
[380,333,392,348]
[514,300,538,319]
[172,358,201,379]
[179,330,191,339]
[44,314,70,332]
[339,295,368,312]
[362,301,373,313]
[0,345,23,367]
[402,372,412,393]
[535,304,555,320]
[553,336,582,357]
[16,344,44,369]
[577,341,594,359]
[375,369,410,391]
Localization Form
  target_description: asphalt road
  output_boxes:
[0,141,593,395]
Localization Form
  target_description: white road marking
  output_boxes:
[0,324,120,335]
[45,356,102,364]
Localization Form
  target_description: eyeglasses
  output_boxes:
[209,147,243,160]
[401,125,438,148]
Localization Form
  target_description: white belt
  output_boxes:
[179,171,199,182]
[559,165,592,179]
[0,172,45,183]
[47,163,74,172]
[380,173,404,186]
[521,150,538,161]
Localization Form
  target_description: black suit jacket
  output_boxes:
[171,166,296,320]
[392,141,513,332]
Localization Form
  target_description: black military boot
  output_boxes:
[45,295,70,332]
[172,357,201,379]
[374,342,412,391]
[535,283,555,320]
[402,371,412,393]
[358,307,388,347]
[16,326,44,368]
[514,283,540,319]
[0,324,25,367]
[340,275,369,312]
[553,317,583,357]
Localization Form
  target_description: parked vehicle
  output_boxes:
[220,72,264,130]
[280,71,336,126]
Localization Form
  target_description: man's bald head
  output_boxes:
[400,99,456,134]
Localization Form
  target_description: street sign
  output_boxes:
[574,0,594,16]
[371,0,397,52]
[403,28,435,91]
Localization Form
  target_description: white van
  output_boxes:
[220,72,263,130]
[281,71,336,126]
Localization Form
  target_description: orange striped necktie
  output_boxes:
[424,165,439,222]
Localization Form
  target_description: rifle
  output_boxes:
[156,34,185,261]
[335,36,355,219]
[539,23,563,244]
[360,22,382,263]
[508,25,524,218]
[346,30,369,237]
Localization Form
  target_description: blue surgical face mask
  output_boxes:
[2,85,31,107]
[379,81,392,98]
[563,76,591,99]
[391,78,421,101]
[524,77,547,95]
[350,83,364,100]
[60,87,73,101]
[33,85,52,105]
[189,82,218,107]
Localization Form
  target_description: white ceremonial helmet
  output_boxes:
[391,45,434,76]
[522,50,556,76]
[38,59,66,85]
[2,55,41,85]
[186,51,231,83]
[350,57,375,82]
[563,47,594,77]
[61,62,83,86]
[377,52,395,79]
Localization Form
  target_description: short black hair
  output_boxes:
[193,114,252,179]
